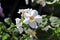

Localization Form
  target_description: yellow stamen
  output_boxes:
[22,11,26,15]
[29,16,34,21]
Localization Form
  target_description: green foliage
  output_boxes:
[2,33,10,40]
[0,16,60,40]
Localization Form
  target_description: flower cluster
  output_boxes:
[16,9,42,40]
[14,8,60,40]
[0,8,60,40]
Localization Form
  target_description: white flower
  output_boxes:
[15,18,23,34]
[26,29,36,37]
[37,0,46,7]
[23,10,42,29]
[18,8,30,14]
[25,29,35,40]
[18,8,32,18]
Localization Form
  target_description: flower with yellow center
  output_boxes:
[29,16,35,21]
[15,18,23,34]
[22,10,26,15]
[18,8,32,14]
[18,8,32,18]
[21,10,27,17]
[23,10,42,29]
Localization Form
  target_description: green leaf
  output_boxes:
[7,23,15,30]
[21,17,24,23]
[0,22,6,31]
[21,34,30,40]
[38,18,48,28]
[4,18,12,25]
[2,33,10,40]
[55,27,60,34]
[49,16,60,27]
[55,27,60,37]
[11,36,18,40]
[49,16,58,23]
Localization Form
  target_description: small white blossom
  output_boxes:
[37,0,46,7]
[18,8,30,14]
[25,29,35,40]
[15,18,23,34]
[18,8,32,18]
[23,10,42,29]
[26,29,36,37]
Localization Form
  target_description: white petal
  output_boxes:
[15,18,23,29]
[27,9,33,14]
[23,18,30,24]
[18,9,29,14]
[29,21,38,29]
[31,10,38,17]
[24,8,30,13]
[35,15,42,23]
[24,13,30,18]
[41,1,46,7]
[30,35,34,40]
[15,18,21,24]
[37,0,46,7]
[18,27,23,34]
[16,23,22,28]
[15,18,23,34]
[18,9,23,14]
[25,0,29,5]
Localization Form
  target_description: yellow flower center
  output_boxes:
[29,16,34,21]
[22,11,26,15]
